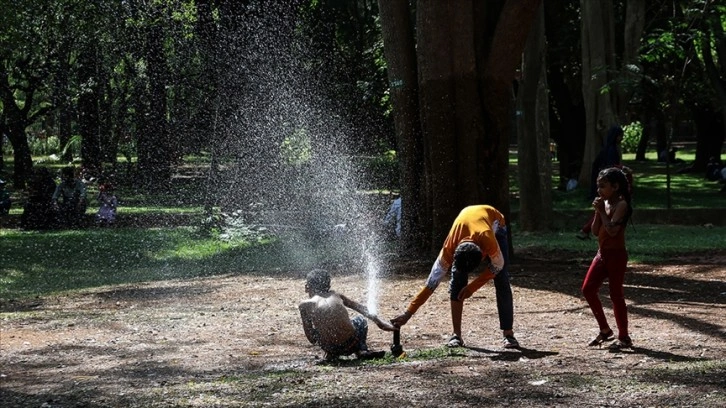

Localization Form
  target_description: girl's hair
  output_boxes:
[597,167,633,225]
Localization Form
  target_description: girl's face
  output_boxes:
[596,177,618,200]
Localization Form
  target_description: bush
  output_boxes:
[29,135,62,156]
[622,122,642,154]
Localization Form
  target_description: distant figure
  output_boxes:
[298,269,396,361]
[705,156,724,181]
[0,179,11,215]
[658,147,685,164]
[582,167,634,351]
[96,182,118,226]
[382,197,401,238]
[21,167,57,230]
[52,166,87,227]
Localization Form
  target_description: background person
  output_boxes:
[52,166,88,227]
[20,167,57,230]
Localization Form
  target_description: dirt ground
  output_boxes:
[1,250,725,407]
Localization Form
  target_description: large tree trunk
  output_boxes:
[696,18,726,170]
[137,9,171,188]
[0,72,36,188]
[479,0,541,250]
[377,0,427,252]
[516,3,551,232]
[78,42,102,174]
[414,0,539,251]
[416,1,485,249]
[620,0,645,121]
[579,0,619,187]
[55,40,73,164]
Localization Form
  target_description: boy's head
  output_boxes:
[61,167,75,183]
[305,269,331,295]
[452,241,483,274]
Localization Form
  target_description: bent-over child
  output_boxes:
[298,269,396,360]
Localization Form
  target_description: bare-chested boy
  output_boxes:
[299,269,397,360]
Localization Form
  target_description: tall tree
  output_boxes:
[380,0,540,251]
[0,0,56,187]
[516,2,552,231]
[136,3,171,187]
[377,0,426,251]
[578,0,620,186]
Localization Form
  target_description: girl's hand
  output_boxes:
[592,197,605,212]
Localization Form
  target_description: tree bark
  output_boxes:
[137,7,171,188]
[579,0,619,187]
[78,41,102,174]
[0,72,37,188]
[413,0,539,251]
[516,2,551,232]
[377,0,427,252]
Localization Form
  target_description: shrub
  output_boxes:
[29,135,62,156]
[622,122,642,154]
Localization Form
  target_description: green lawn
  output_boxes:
[1,149,725,300]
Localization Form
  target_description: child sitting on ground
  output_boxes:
[298,269,397,360]
[96,182,118,226]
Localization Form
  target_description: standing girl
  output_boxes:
[582,167,634,350]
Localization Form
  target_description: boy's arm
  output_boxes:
[339,294,396,332]
[457,269,495,301]
[298,302,319,344]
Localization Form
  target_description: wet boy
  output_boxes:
[299,269,396,360]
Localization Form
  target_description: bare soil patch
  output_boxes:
[2,252,725,407]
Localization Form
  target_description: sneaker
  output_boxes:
[608,337,633,351]
[503,335,519,349]
[576,230,590,240]
[447,334,464,348]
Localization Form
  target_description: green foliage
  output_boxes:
[356,150,399,191]
[29,136,61,156]
[621,122,642,154]
[280,128,312,165]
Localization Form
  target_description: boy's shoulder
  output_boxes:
[301,291,344,305]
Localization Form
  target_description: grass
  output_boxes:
[510,148,725,211]
[1,148,725,300]
[0,226,364,299]
[514,224,726,263]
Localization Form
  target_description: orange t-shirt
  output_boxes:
[405,205,506,314]
[439,205,506,268]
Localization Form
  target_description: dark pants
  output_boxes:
[493,226,514,331]
[448,224,514,331]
